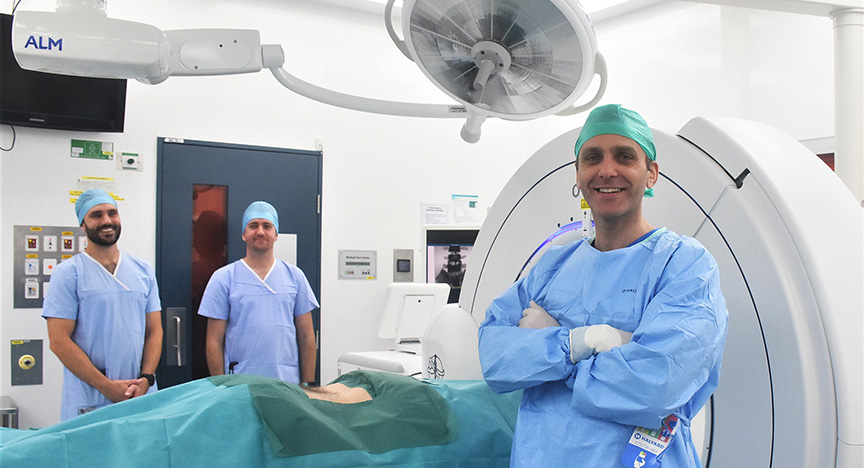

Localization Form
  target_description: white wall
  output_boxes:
[0,0,835,428]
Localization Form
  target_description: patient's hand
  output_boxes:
[304,383,372,403]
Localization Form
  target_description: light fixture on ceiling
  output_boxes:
[12,0,607,142]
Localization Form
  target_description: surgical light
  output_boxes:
[10,0,607,143]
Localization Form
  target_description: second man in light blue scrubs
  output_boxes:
[199,201,319,385]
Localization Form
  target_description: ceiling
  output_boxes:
[313,0,671,21]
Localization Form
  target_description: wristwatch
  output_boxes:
[138,373,155,386]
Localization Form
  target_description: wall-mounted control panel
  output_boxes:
[14,225,83,308]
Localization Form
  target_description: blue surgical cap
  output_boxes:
[574,104,657,197]
[242,201,279,233]
[75,188,117,225]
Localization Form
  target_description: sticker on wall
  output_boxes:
[451,194,481,224]
[71,139,114,160]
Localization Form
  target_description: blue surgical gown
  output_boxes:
[42,252,162,421]
[198,259,319,383]
[478,228,728,468]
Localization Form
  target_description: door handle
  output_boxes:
[166,307,186,367]
[173,316,182,365]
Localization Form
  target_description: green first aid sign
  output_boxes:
[71,140,114,160]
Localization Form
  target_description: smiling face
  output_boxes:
[242,218,278,253]
[81,203,122,247]
[576,133,659,227]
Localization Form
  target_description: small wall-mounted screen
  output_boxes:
[396,259,411,273]
[425,228,479,303]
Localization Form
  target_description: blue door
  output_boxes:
[156,138,322,387]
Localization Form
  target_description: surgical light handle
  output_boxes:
[555,52,608,116]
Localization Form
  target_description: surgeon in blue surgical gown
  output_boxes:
[478,104,728,468]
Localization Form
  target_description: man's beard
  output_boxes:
[85,223,121,246]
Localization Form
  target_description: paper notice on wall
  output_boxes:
[422,203,450,225]
[70,177,123,203]
[451,194,481,224]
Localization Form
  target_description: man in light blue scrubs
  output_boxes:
[199,201,319,385]
[478,105,728,468]
[43,189,163,420]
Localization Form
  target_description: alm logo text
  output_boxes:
[24,35,62,51]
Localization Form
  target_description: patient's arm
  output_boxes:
[304,383,372,403]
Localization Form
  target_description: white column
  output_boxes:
[832,8,864,206]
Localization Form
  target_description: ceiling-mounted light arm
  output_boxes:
[269,65,491,143]
[384,0,413,60]
[554,52,608,116]
[269,65,468,118]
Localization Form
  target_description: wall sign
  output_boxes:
[338,250,376,280]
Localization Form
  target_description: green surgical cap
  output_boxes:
[75,188,117,225]
[242,201,279,233]
[574,104,656,197]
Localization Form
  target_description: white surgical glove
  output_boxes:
[517,301,560,329]
[569,325,633,363]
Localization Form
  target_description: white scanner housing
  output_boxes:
[338,283,450,377]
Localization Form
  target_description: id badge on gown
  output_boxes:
[621,415,679,468]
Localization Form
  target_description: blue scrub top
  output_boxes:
[42,252,161,421]
[479,228,728,468]
[198,259,319,383]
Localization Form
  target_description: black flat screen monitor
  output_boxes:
[0,13,127,132]
[426,228,478,304]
